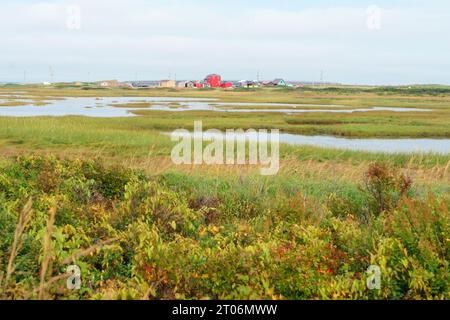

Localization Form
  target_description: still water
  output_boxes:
[0,96,446,154]
[0,96,431,117]
[167,131,450,154]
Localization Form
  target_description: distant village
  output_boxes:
[32,73,338,89]
[95,74,304,89]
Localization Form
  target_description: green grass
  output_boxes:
[0,116,448,168]
[128,109,450,138]
[3,84,450,104]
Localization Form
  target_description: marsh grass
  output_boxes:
[3,198,33,286]
[110,102,156,108]
[38,206,55,300]
[0,114,447,197]
[1,86,449,137]
[0,101,30,107]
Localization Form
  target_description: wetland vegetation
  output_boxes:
[0,85,448,300]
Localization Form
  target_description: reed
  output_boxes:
[4,198,33,286]
[38,206,55,300]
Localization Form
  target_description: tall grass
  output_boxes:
[3,198,33,286]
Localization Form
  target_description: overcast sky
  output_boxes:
[1,0,449,84]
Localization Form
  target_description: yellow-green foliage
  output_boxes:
[0,156,448,300]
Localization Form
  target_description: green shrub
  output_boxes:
[0,156,447,300]
[362,162,413,216]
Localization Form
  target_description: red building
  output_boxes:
[220,82,233,88]
[205,74,222,88]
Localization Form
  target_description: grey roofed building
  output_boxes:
[130,81,161,88]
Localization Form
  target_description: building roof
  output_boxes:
[131,81,160,87]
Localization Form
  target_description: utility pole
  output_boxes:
[320,70,324,87]
[49,66,54,83]
[256,70,260,82]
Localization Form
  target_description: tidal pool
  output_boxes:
[167,131,450,154]
[0,96,431,117]
[0,95,446,154]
